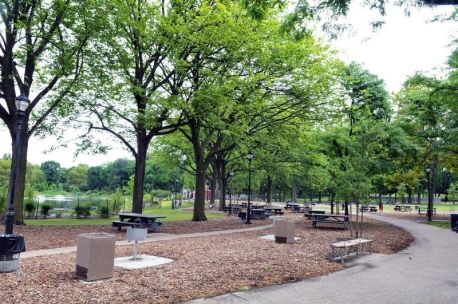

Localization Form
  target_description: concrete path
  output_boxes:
[188,215,458,304]
[21,224,272,259]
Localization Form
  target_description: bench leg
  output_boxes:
[117,224,122,231]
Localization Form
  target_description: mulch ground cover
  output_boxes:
[14,217,271,251]
[0,216,412,304]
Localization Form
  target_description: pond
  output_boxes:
[35,195,108,210]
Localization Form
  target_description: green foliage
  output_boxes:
[74,204,91,219]
[97,205,110,218]
[41,161,62,186]
[40,204,52,219]
[24,202,36,218]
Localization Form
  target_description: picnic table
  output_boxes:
[265,207,284,215]
[285,202,299,209]
[112,213,166,232]
[394,205,412,212]
[418,207,437,215]
[309,213,349,229]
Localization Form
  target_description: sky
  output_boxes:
[0,3,457,168]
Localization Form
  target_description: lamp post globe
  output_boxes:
[246,152,253,224]
[5,94,30,234]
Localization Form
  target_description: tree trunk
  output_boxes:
[5,124,29,225]
[132,141,147,214]
[330,193,335,214]
[428,160,438,222]
[266,175,272,204]
[193,161,208,221]
[407,189,413,204]
[209,170,216,207]
[318,191,322,203]
[291,178,297,202]
[218,157,226,210]
[417,189,421,204]
[344,201,349,215]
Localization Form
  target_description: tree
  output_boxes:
[67,164,89,191]
[87,166,106,190]
[396,73,454,221]
[40,161,61,187]
[0,0,98,223]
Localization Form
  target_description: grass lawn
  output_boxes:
[424,221,451,229]
[24,205,224,226]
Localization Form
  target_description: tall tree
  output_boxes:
[0,0,97,223]
[396,72,456,220]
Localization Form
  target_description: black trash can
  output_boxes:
[0,234,26,273]
[451,214,458,231]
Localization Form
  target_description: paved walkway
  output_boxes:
[189,215,458,304]
[21,224,273,258]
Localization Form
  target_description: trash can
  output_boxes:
[273,218,295,244]
[451,214,458,230]
[0,234,26,273]
[75,233,116,281]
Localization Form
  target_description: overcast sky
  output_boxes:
[0,3,456,168]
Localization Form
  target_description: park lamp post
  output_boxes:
[228,171,234,215]
[425,165,432,221]
[172,179,179,210]
[5,94,30,235]
[246,152,254,224]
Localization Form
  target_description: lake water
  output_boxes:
[35,195,107,209]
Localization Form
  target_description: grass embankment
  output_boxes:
[25,203,224,226]
[424,221,452,229]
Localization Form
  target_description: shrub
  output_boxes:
[24,202,36,219]
[74,204,91,219]
[97,205,110,218]
[40,204,52,219]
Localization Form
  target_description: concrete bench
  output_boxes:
[330,238,373,264]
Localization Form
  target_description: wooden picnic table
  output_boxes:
[309,213,349,229]
[265,207,284,215]
[112,212,166,232]
[394,205,412,212]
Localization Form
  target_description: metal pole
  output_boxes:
[427,170,432,221]
[246,159,252,224]
[5,109,25,234]
[229,187,232,215]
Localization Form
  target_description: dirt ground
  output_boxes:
[0,215,413,304]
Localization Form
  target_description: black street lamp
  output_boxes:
[246,152,254,224]
[228,171,234,215]
[5,94,30,234]
[425,165,432,221]
[172,179,179,209]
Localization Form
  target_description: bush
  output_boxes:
[24,201,36,219]
[97,205,110,218]
[55,210,63,218]
[74,204,91,219]
[40,204,52,219]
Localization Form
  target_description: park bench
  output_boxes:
[418,207,437,215]
[330,238,373,264]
